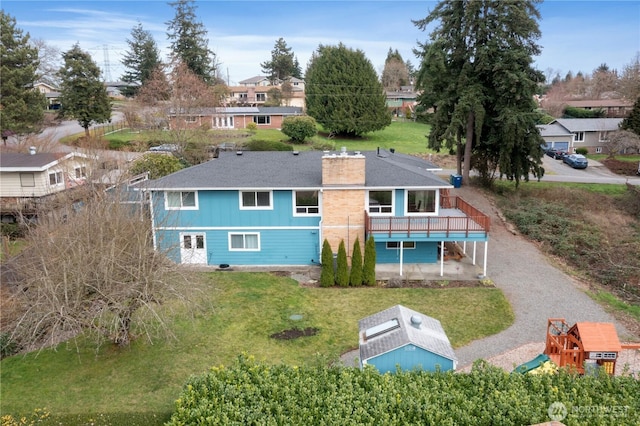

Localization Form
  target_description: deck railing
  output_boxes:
[365,196,490,238]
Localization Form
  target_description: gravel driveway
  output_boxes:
[452,184,634,368]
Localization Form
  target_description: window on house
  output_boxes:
[386,242,416,249]
[295,191,319,214]
[185,116,197,123]
[574,131,585,142]
[368,191,393,214]
[75,166,87,179]
[229,233,260,251]
[20,173,35,187]
[241,191,271,208]
[239,93,248,99]
[256,93,266,102]
[406,190,436,213]
[166,191,197,209]
[253,115,271,125]
[598,131,608,142]
[183,235,204,249]
[49,171,63,186]
[596,147,602,154]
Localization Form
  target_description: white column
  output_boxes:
[472,242,477,265]
[483,241,488,277]
[463,241,467,254]
[399,242,404,276]
[440,240,444,276]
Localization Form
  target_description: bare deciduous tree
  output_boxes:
[6,185,197,352]
[606,129,640,156]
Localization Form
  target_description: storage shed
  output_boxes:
[358,305,457,373]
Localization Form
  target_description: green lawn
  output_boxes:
[0,272,512,422]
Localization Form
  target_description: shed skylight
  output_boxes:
[364,318,400,340]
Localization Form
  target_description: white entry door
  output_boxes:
[180,233,207,264]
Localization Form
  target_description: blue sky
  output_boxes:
[2,0,639,85]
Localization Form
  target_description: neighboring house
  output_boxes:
[227,81,306,108]
[168,106,304,130]
[561,99,633,118]
[0,148,92,223]
[238,76,273,87]
[538,118,623,154]
[386,86,417,117]
[34,82,61,110]
[144,149,490,276]
[359,304,457,373]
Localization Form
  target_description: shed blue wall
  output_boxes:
[375,242,438,264]
[364,344,454,374]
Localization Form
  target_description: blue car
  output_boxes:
[563,154,588,169]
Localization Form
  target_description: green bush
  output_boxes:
[335,240,349,287]
[0,332,18,359]
[349,237,363,286]
[246,122,257,132]
[363,235,376,285]
[167,355,640,425]
[281,116,317,143]
[320,239,334,287]
[575,147,588,155]
[245,139,293,151]
[563,106,605,118]
[1,222,25,239]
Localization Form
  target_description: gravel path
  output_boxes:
[452,185,635,368]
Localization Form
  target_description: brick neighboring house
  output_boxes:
[539,118,623,154]
[168,106,304,130]
[144,149,490,277]
[226,76,306,108]
[0,148,93,223]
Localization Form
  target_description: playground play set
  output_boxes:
[514,318,640,375]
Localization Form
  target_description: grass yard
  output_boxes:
[0,272,512,423]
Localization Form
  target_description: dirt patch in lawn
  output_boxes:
[270,327,319,340]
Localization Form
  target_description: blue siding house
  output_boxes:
[359,305,457,373]
[144,149,490,275]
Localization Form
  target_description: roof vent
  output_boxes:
[29,146,36,155]
[410,315,423,328]
[293,150,299,155]
[236,150,243,156]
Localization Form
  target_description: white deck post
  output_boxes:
[463,241,467,254]
[472,242,477,265]
[440,240,444,276]
[483,241,488,276]
[399,242,404,276]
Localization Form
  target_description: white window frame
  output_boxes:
[165,191,198,210]
[240,190,273,210]
[228,232,260,251]
[256,93,266,102]
[386,241,416,249]
[49,171,63,186]
[573,131,585,142]
[253,115,271,125]
[595,147,602,154]
[367,190,394,215]
[598,131,609,142]
[405,189,438,215]
[293,190,320,216]
[20,173,35,187]
[185,116,197,123]
[75,166,87,179]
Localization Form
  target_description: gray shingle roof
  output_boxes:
[0,152,67,170]
[554,118,623,132]
[536,123,572,137]
[144,149,449,190]
[359,305,457,362]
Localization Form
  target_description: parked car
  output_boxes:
[563,154,588,169]
[546,148,568,159]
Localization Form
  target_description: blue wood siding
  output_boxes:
[375,242,438,263]
[365,344,454,373]
[158,228,320,265]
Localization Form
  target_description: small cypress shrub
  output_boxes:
[363,235,376,286]
[575,147,588,155]
[349,237,363,286]
[320,239,334,287]
[336,240,349,287]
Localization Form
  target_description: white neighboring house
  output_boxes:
[0,148,92,223]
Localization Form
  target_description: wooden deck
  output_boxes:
[365,196,490,238]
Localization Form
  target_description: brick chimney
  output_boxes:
[321,148,365,186]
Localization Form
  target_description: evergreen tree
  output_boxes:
[305,43,391,137]
[336,240,349,287]
[621,96,640,136]
[58,43,112,138]
[320,239,334,288]
[349,237,363,287]
[166,0,217,84]
[121,22,162,96]
[381,48,409,90]
[0,11,46,137]
[414,0,545,187]
[260,38,302,84]
[363,236,376,286]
